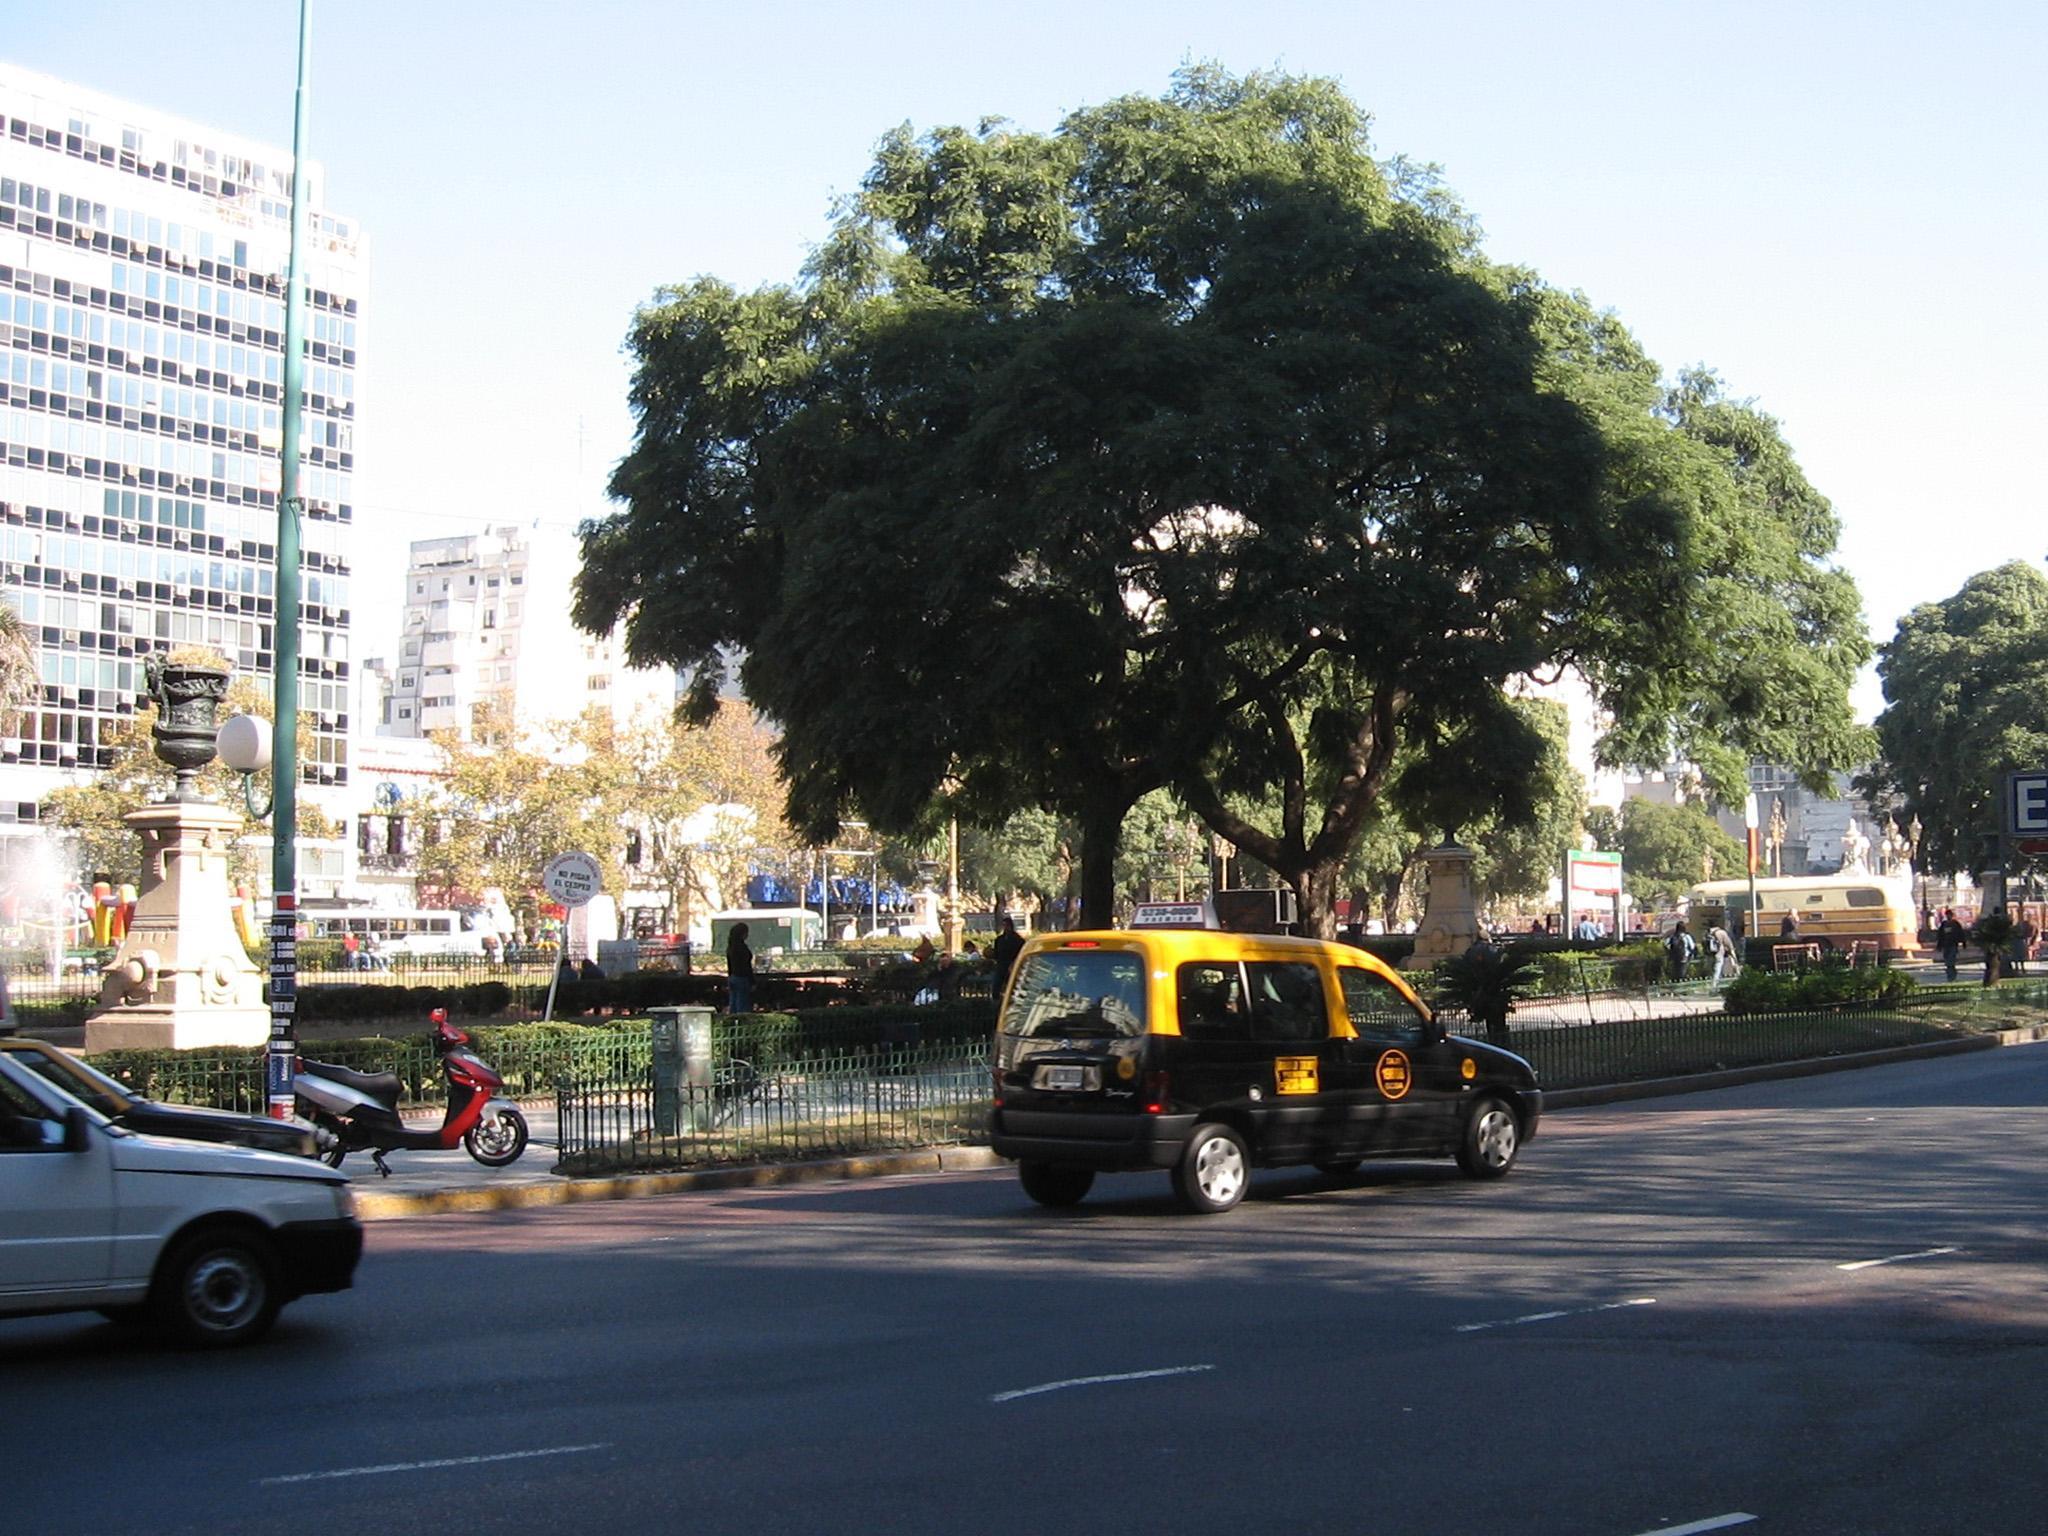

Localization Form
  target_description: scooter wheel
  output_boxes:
[465,1106,528,1167]
[323,1142,349,1170]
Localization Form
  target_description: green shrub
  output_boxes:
[1722,961,1917,1015]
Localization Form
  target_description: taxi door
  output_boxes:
[1330,965,1460,1153]
[1169,958,1341,1163]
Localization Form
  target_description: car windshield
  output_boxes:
[3,1045,135,1116]
[1002,950,1148,1038]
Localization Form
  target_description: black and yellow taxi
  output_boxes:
[988,912,1541,1213]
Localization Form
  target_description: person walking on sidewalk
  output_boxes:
[725,922,755,1015]
[1935,908,1966,982]
[1707,922,1737,983]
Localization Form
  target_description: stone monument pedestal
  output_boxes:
[84,799,267,1052]
[1411,839,1481,963]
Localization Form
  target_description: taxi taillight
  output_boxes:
[991,1069,1004,1107]
[1143,1070,1170,1115]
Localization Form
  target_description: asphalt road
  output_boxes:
[9,1042,2048,1536]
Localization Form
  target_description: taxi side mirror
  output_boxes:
[63,1104,93,1153]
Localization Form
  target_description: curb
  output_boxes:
[353,1144,1005,1220]
[355,1025,2048,1221]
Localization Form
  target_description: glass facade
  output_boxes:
[0,65,360,817]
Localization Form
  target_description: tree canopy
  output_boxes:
[578,66,1869,934]
[1865,561,2048,878]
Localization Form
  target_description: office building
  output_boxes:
[0,63,364,886]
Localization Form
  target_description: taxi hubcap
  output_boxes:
[1196,1137,1245,1202]
[1476,1110,1517,1167]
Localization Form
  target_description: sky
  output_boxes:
[10,1,2045,720]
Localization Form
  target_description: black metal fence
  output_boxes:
[556,1040,988,1177]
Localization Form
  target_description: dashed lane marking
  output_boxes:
[991,1364,1215,1403]
[1623,1514,1756,1535]
[260,1443,611,1485]
[1455,1297,1657,1334]
[1837,1245,1959,1271]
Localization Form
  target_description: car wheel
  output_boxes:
[1018,1161,1095,1207]
[1313,1159,1361,1178]
[1456,1097,1520,1179]
[150,1227,282,1348]
[1173,1124,1250,1214]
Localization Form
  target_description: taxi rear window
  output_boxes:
[1002,950,1147,1038]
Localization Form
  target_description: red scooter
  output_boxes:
[294,1010,529,1176]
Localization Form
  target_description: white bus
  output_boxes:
[298,907,490,959]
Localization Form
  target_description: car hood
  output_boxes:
[107,1126,348,1185]
[120,1099,318,1153]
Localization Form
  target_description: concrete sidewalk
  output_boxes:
[349,1099,1004,1220]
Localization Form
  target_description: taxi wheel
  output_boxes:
[1456,1097,1520,1179]
[1019,1162,1095,1207]
[1174,1124,1250,1214]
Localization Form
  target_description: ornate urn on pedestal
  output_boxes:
[85,657,269,1052]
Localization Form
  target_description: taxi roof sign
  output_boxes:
[1129,901,1216,929]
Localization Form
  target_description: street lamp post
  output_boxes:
[264,0,314,1121]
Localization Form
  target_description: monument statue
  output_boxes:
[84,656,268,1052]
[1411,838,1482,962]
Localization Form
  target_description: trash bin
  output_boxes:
[649,1004,715,1136]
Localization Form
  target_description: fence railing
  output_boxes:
[1447,999,1956,1090]
[556,1040,989,1177]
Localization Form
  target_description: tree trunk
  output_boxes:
[1290,861,1344,941]
[1077,794,1129,931]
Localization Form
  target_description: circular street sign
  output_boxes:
[542,851,604,908]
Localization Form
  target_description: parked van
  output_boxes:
[988,921,1541,1213]
[0,1052,361,1347]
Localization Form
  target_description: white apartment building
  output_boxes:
[0,63,365,895]
[378,522,672,744]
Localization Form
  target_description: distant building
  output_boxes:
[379,522,673,743]
[0,63,362,893]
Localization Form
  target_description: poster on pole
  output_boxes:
[540,852,602,1025]
[1565,849,1624,899]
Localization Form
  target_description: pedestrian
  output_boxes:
[1935,908,1966,982]
[2012,912,2037,977]
[990,915,1024,997]
[1779,910,1800,939]
[725,921,754,1015]
[1707,922,1737,983]
[1665,922,1695,982]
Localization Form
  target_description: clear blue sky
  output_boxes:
[12,1,2045,717]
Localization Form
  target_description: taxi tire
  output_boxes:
[1173,1124,1250,1214]
[1456,1097,1520,1179]
[1019,1161,1095,1207]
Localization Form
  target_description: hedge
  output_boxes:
[1722,962,1916,1015]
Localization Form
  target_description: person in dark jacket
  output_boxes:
[1935,909,1967,982]
[990,916,1025,998]
[726,922,754,1015]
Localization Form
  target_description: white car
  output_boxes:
[0,1053,362,1347]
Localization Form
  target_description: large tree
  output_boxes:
[1865,561,2048,878]
[578,67,1868,934]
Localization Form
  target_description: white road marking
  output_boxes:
[260,1443,611,1485]
[1624,1514,1756,1535]
[1455,1297,1656,1334]
[991,1364,1215,1403]
[1837,1245,1958,1271]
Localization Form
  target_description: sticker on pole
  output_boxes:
[543,851,603,909]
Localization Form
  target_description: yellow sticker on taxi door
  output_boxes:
[1275,1056,1319,1095]
[1375,1048,1412,1100]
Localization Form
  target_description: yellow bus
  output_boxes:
[1686,875,1917,962]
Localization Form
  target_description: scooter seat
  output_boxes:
[300,1059,403,1107]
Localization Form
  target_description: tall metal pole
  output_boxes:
[266,0,313,1120]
